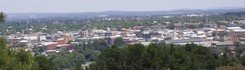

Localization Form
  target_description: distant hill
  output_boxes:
[6,8,245,20]
[224,12,245,16]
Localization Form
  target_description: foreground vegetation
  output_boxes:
[0,37,56,70]
[2,36,245,70]
[88,44,245,70]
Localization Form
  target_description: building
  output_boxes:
[165,39,207,46]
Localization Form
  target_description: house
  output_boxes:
[239,34,245,41]
[46,43,57,50]
[214,42,234,47]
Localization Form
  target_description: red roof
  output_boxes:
[46,44,57,50]
[57,39,66,44]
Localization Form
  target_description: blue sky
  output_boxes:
[1,0,245,13]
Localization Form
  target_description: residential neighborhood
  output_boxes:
[5,19,245,56]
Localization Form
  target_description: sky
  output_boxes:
[1,0,245,13]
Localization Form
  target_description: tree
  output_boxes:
[15,43,27,47]
[167,23,175,29]
[0,12,6,23]
[52,51,85,69]
[0,37,10,69]
[234,41,241,47]
[15,49,36,70]
[73,63,84,70]
[35,55,57,70]
[114,37,125,47]
[0,37,39,70]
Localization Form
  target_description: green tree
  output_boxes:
[35,55,57,70]
[167,23,175,29]
[15,43,27,47]
[0,12,6,23]
[15,49,36,70]
[73,62,84,70]
[114,37,125,47]
[0,37,10,69]
[52,51,85,69]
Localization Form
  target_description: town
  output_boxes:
[2,5,245,69]
[4,14,245,56]
[0,0,245,70]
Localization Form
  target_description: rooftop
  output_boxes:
[165,39,206,44]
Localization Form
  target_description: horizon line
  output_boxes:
[5,7,245,14]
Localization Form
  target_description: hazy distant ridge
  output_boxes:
[6,8,245,19]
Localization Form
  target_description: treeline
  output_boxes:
[88,44,245,70]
